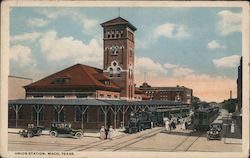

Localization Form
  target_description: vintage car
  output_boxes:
[19,124,45,138]
[207,123,222,141]
[49,122,84,139]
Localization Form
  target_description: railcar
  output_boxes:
[125,106,190,134]
[193,106,219,131]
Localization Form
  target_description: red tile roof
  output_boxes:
[24,64,120,91]
[100,17,137,31]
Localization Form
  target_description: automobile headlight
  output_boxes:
[216,131,219,134]
[210,131,213,134]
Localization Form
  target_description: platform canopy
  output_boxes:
[9,99,188,107]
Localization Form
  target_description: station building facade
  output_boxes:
[139,82,193,105]
[8,17,192,129]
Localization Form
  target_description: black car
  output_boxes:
[19,124,45,138]
[207,123,222,141]
[49,122,84,139]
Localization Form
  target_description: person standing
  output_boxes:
[105,127,109,139]
[100,126,105,140]
[164,118,169,131]
[182,119,186,130]
[108,125,114,140]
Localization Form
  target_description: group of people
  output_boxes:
[100,125,114,140]
[164,116,188,132]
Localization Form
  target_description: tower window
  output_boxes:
[116,31,119,38]
[107,31,110,38]
[109,68,113,77]
[111,46,118,55]
[130,48,133,57]
[120,31,124,37]
[117,67,121,77]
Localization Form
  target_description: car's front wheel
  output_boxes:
[50,131,58,137]
[75,132,83,138]
[27,131,33,138]
[36,129,43,136]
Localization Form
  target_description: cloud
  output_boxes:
[164,63,194,77]
[153,23,190,39]
[10,32,41,42]
[134,56,195,82]
[39,30,103,66]
[207,40,226,50]
[10,45,35,66]
[213,55,241,68]
[38,9,98,31]
[135,57,167,78]
[26,18,48,27]
[217,10,242,36]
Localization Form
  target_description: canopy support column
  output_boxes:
[101,106,108,129]
[33,105,44,126]
[122,105,130,128]
[77,106,88,129]
[53,105,64,122]
[12,105,22,128]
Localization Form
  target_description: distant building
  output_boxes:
[236,57,242,112]
[8,75,32,100]
[139,82,193,105]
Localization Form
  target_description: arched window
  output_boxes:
[117,67,121,77]
[111,46,118,55]
[109,68,113,77]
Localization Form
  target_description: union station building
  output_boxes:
[9,17,192,129]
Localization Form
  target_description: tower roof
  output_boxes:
[101,17,137,31]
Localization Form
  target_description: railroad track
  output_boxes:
[65,132,128,151]
[171,131,203,152]
[110,128,163,151]
[76,127,163,151]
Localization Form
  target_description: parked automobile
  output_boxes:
[207,123,222,141]
[49,122,84,139]
[19,124,45,138]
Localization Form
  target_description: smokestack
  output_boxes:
[230,90,232,99]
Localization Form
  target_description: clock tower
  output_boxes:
[101,17,137,100]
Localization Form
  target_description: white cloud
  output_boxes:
[134,57,194,82]
[39,30,103,65]
[10,45,35,66]
[153,23,190,39]
[217,10,242,36]
[26,18,48,27]
[207,40,226,50]
[213,55,241,68]
[164,63,194,77]
[10,32,41,42]
[134,57,167,79]
[38,9,98,31]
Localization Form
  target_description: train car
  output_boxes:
[125,106,190,133]
[125,111,153,134]
[193,106,219,131]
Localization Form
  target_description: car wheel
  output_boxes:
[50,131,58,137]
[129,128,132,134]
[75,132,83,139]
[27,131,33,138]
[37,129,42,135]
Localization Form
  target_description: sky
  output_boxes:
[9,7,242,102]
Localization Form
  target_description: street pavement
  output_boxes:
[8,125,241,152]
